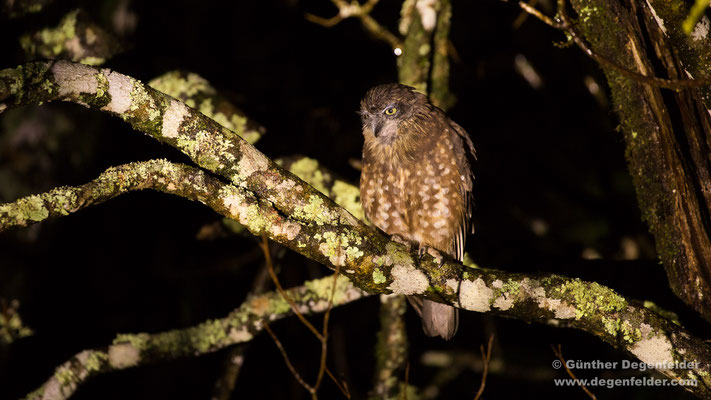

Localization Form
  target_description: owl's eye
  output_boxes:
[384,106,398,116]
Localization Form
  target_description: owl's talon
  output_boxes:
[417,244,427,259]
[427,247,444,268]
[390,233,412,251]
[420,245,444,268]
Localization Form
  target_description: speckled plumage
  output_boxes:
[359,83,475,340]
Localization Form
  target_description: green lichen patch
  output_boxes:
[317,230,364,266]
[125,83,164,132]
[55,366,76,387]
[293,195,338,226]
[182,129,235,172]
[373,267,387,284]
[0,299,34,344]
[0,195,49,225]
[148,71,216,100]
[0,66,25,99]
[304,275,356,305]
[491,278,523,308]
[113,332,150,350]
[220,188,269,234]
[192,319,227,353]
[267,296,292,316]
[555,279,627,320]
[148,71,263,144]
[19,9,121,65]
[83,351,108,372]
[20,9,78,59]
[602,316,642,343]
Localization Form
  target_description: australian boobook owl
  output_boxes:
[359,83,476,340]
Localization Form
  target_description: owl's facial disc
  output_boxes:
[374,118,399,144]
[362,103,401,143]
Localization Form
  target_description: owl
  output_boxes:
[359,83,476,340]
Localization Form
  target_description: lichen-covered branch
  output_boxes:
[0,159,227,230]
[278,155,364,222]
[20,9,123,66]
[2,61,711,398]
[0,298,33,344]
[24,274,368,400]
[148,70,265,144]
[2,0,54,17]
[212,264,271,400]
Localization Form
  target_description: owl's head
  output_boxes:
[359,83,429,146]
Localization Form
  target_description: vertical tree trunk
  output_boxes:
[569,0,711,322]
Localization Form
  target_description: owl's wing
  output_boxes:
[449,120,476,262]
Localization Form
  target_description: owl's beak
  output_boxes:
[371,118,384,138]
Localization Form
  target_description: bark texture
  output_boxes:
[569,0,711,323]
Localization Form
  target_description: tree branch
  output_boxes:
[148,70,265,144]
[24,274,367,400]
[0,159,228,230]
[2,0,55,18]
[19,9,123,66]
[2,61,711,398]
[517,0,711,89]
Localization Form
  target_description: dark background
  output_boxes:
[0,0,704,398]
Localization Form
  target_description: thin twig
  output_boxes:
[260,235,350,399]
[517,0,711,89]
[314,242,342,391]
[401,362,410,400]
[473,334,494,400]
[551,344,597,400]
[261,235,324,341]
[514,0,545,28]
[264,323,315,393]
[306,0,402,48]
[326,368,352,398]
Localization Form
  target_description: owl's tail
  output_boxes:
[408,297,459,340]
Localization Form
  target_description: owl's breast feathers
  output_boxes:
[360,118,475,260]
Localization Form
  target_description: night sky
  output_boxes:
[0,0,704,398]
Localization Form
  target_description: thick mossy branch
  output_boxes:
[2,60,711,398]
[0,60,366,253]
[568,0,711,327]
[24,275,368,400]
